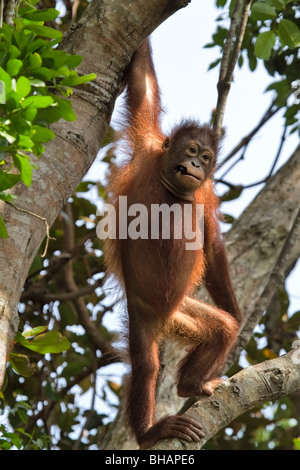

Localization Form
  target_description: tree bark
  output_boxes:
[152,348,300,450]
[100,145,300,449]
[0,0,190,387]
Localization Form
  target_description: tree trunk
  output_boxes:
[0,0,190,387]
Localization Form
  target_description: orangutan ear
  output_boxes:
[162,138,170,151]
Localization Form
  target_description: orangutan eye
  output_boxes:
[189,146,197,154]
[202,153,211,162]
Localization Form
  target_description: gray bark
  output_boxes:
[0,0,190,387]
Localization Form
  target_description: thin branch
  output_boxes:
[73,350,98,450]
[236,207,300,356]
[21,278,104,303]
[218,0,243,83]
[60,205,116,358]
[216,120,288,190]
[266,123,287,179]
[214,0,253,137]
[25,352,123,434]
[26,229,97,281]
[217,98,279,172]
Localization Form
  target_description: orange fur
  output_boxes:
[103,39,241,449]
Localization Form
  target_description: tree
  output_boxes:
[0,0,299,450]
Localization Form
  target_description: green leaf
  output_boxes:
[0,191,14,203]
[268,0,285,9]
[220,185,243,202]
[29,52,42,69]
[0,66,11,92]
[21,95,54,109]
[222,213,235,224]
[5,90,19,111]
[29,78,46,88]
[56,66,70,77]
[251,2,277,21]
[32,66,54,80]
[6,59,22,76]
[17,409,28,425]
[277,19,300,49]
[65,54,82,68]
[7,433,22,450]
[293,438,300,450]
[27,38,45,54]
[254,31,276,59]
[266,79,290,107]
[32,125,55,142]
[22,326,49,338]
[9,352,36,377]
[0,215,7,238]
[18,134,34,150]
[22,8,60,22]
[60,73,96,86]
[15,331,27,346]
[9,45,21,59]
[16,76,31,98]
[42,50,69,70]
[13,154,32,186]
[32,141,44,156]
[248,53,257,72]
[22,107,37,122]
[21,330,70,354]
[0,170,20,191]
[50,94,76,121]
[0,130,15,144]
[23,24,63,40]
[0,23,12,42]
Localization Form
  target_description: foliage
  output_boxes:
[0,0,96,237]
[1,176,121,449]
[209,0,300,135]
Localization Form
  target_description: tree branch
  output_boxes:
[60,203,117,359]
[214,0,252,137]
[21,279,103,303]
[217,98,279,172]
[151,349,300,450]
[234,207,300,360]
